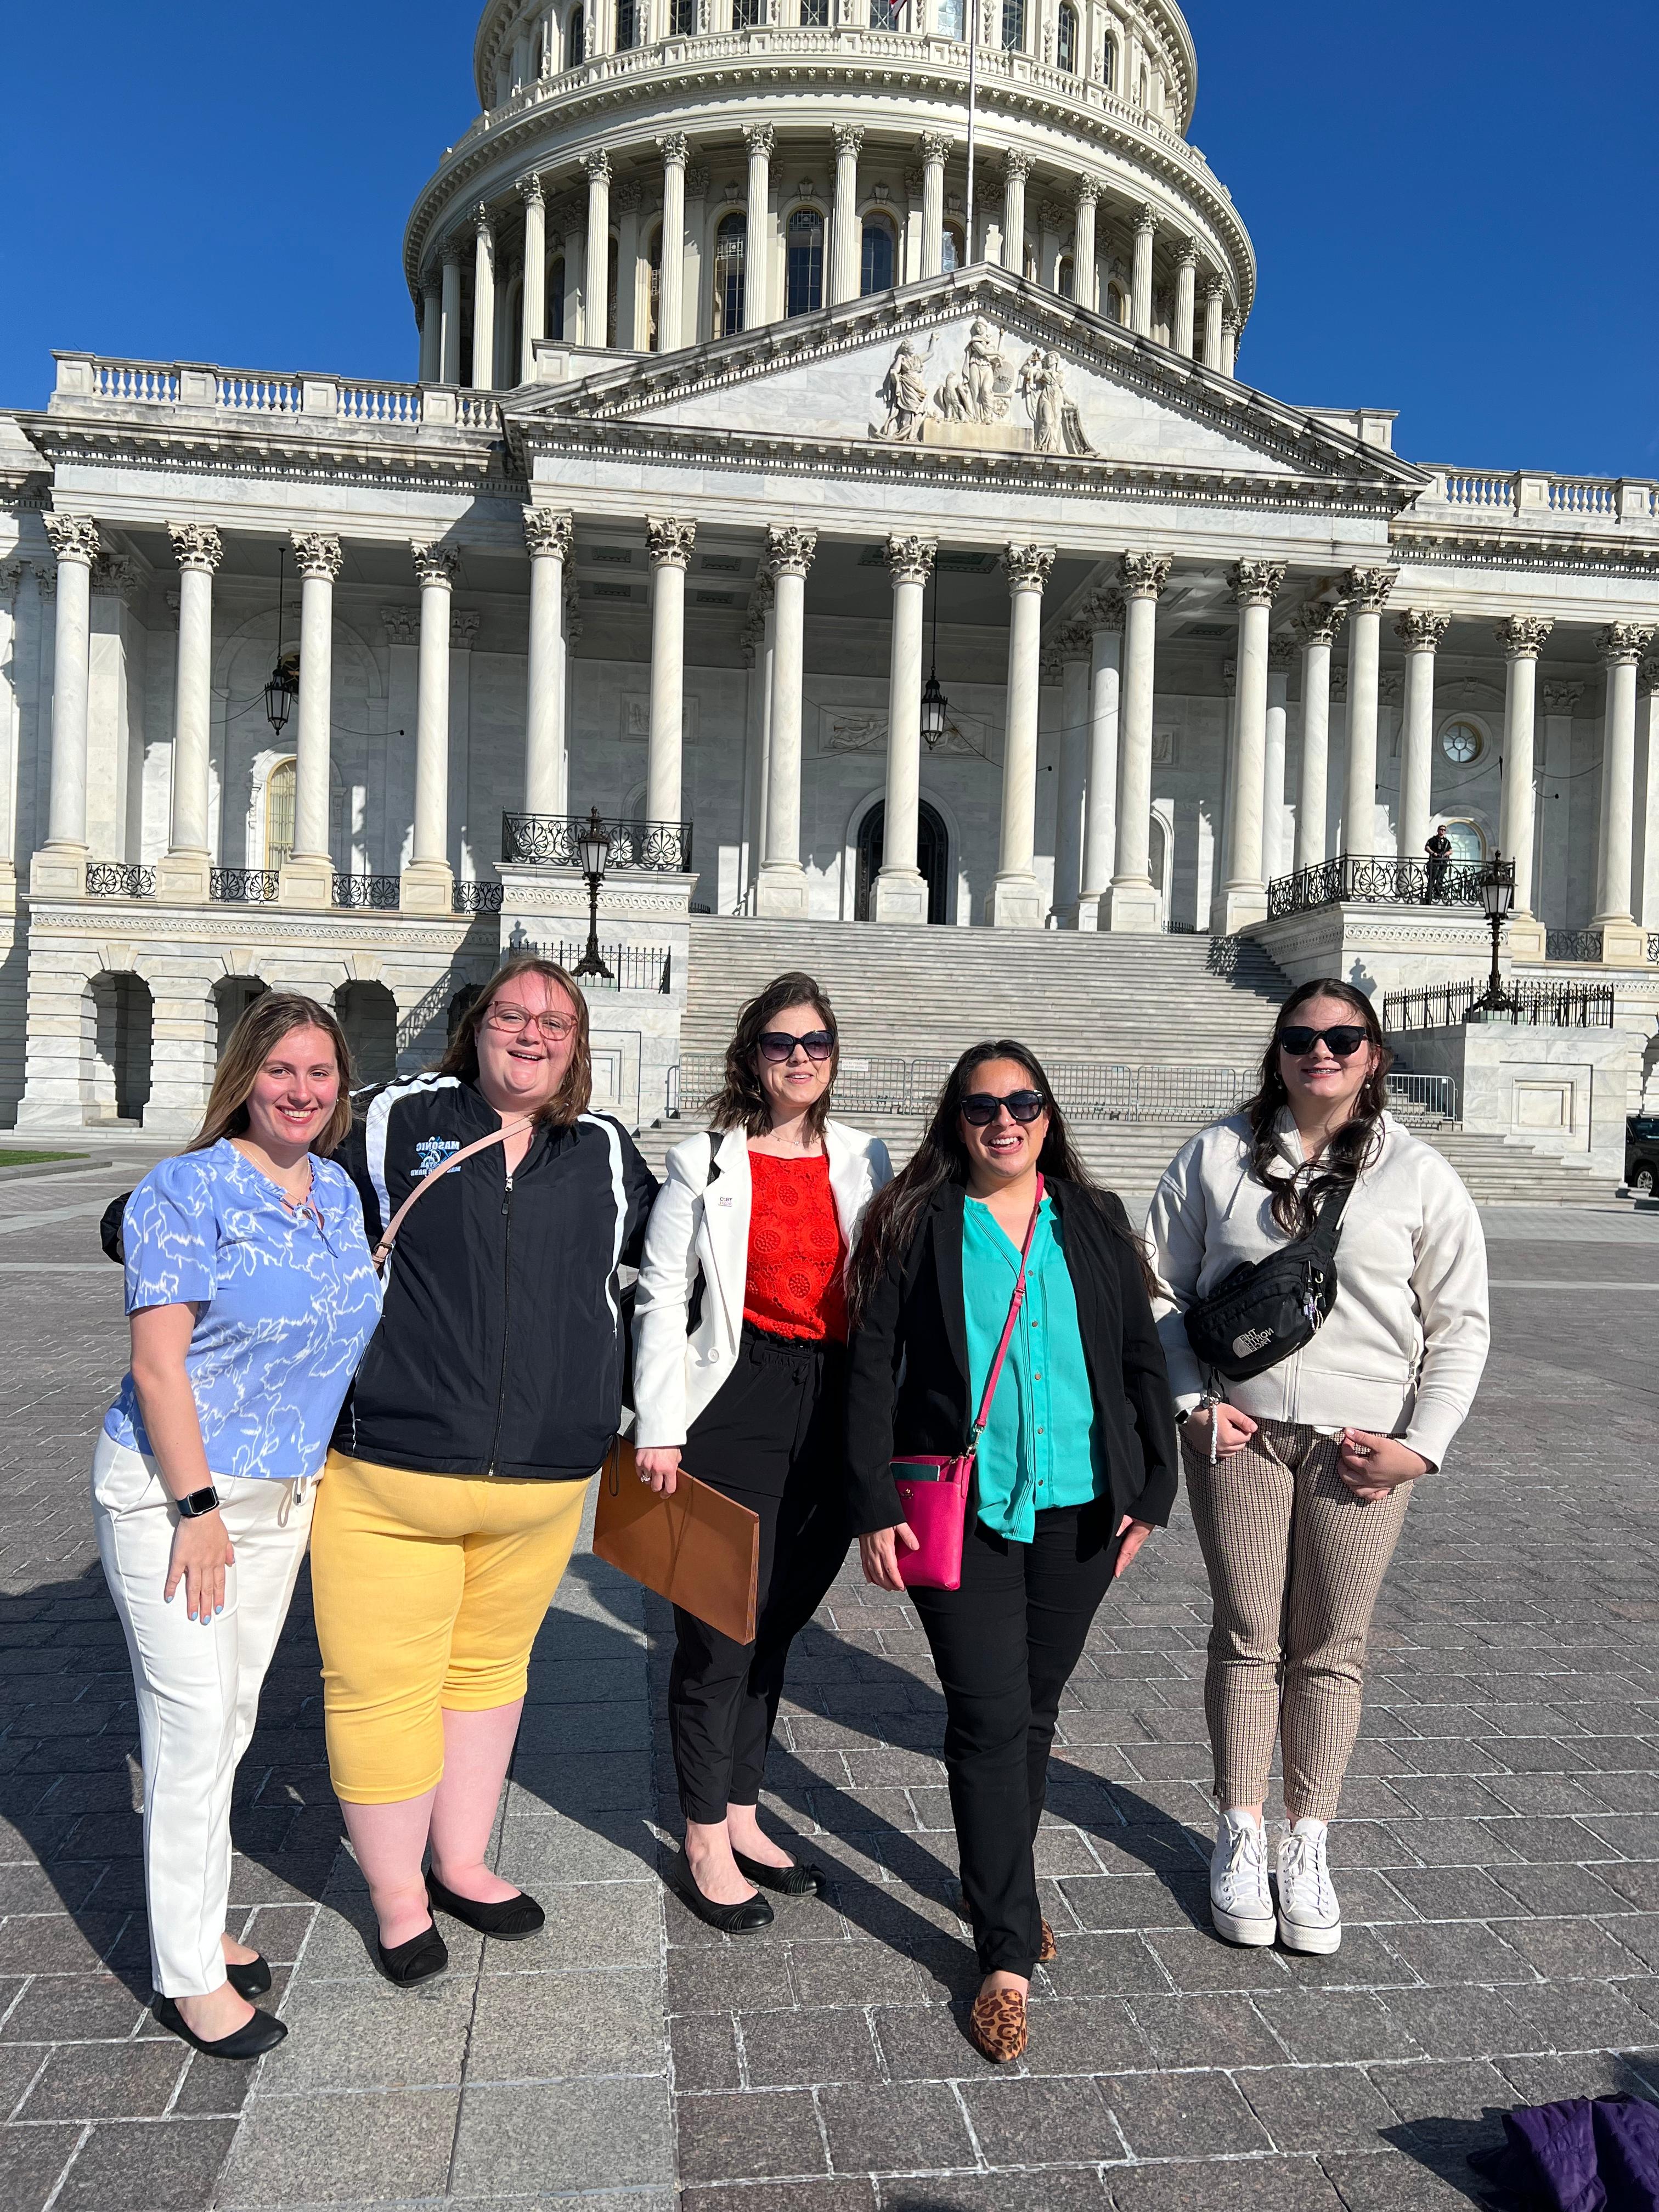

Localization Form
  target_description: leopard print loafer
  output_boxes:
[967,1986,1028,2063]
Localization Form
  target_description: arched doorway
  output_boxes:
[855,800,949,922]
[88,973,153,1125]
[336,981,399,1088]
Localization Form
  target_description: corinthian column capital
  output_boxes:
[518,171,545,207]
[657,131,690,167]
[1052,621,1093,659]
[1601,622,1656,667]
[764,525,817,578]
[919,131,952,165]
[1001,543,1056,592]
[411,541,459,589]
[584,149,611,187]
[1268,636,1297,674]
[167,522,223,574]
[292,532,343,583]
[523,507,574,559]
[1229,559,1285,610]
[1134,202,1157,236]
[1119,550,1171,601]
[1073,175,1102,209]
[1497,614,1553,658]
[885,534,936,586]
[743,123,775,159]
[473,200,495,242]
[647,516,698,568]
[43,514,103,567]
[1084,586,1125,631]
[1001,149,1032,182]
[1342,565,1397,615]
[1293,597,1347,648]
[1394,607,1450,651]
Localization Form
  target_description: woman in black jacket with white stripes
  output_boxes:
[312,954,657,1987]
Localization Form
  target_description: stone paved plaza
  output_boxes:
[3,1155,1659,2209]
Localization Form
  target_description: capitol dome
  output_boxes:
[402,0,1254,384]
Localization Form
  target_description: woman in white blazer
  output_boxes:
[633,972,890,1931]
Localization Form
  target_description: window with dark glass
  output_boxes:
[550,258,566,339]
[568,4,586,60]
[1057,256,1074,300]
[670,0,696,26]
[607,236,619,345]
[799,0,828,20]
[714,213,747,335]
[1101,32,1113,86]
[1000,0,1023,50]
[733,0,764,24]
[870,0,905,25]
[786,207,825,315]
[1056,1,1076,70]
[860,216,896,295]
[646,227,662,349]
[941,224,961,273]
[614,0,639,44]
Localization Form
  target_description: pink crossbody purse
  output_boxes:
[890,1175,1044,1592]
[370,1116,534,1271]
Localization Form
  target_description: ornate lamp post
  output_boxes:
[572,808,614,982]
[1467,849,1518,1018]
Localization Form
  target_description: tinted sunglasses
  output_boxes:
[961,1090,1047,1126]
[1279,1024,1369,1059]
[757,1029,836,1063]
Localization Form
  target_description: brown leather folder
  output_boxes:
[592,1440,760,1645]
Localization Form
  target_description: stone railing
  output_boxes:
[1411,466,1659,535]
[53,356,501,436]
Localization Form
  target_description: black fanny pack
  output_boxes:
[1183,1182,1352,1383]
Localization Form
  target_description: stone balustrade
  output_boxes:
[52,356,502,435]
[1412,466,1659,536]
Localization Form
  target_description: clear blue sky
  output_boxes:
[3,0,1654,476]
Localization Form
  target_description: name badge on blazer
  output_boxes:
[715,1193,735,1207]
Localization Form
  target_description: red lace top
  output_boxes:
[742,1151,848,1344]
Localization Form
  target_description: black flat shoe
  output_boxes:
[153,1994,287,2060]
[224,1954,272,1998]
[667,1847,774,1933]
[732,1848,826,1898]
[426,1869,545,1940]
[375,1920,449,1986]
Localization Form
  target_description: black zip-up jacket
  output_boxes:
[334,1073,658,1481]
[844,1177,1180,1538]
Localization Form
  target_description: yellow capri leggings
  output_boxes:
[312,1451,590,1805]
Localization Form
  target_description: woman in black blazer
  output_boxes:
[845,1040,1179,2064]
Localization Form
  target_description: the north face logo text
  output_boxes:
[1232,1326,1273,1357]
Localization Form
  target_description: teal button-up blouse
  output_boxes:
[962,1193,1105,1542]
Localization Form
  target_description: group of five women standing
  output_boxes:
[95,950,1486,2069]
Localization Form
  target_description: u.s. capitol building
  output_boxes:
[1,0,1656,1132]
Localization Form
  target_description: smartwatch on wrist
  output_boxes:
[175,1486,221,1520]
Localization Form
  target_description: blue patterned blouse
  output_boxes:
[103,1140,381,1483]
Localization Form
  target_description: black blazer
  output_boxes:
[844,1177,1181,1539]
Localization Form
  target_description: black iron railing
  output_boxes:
[1267,854,1487,917]
[507,938,671,993]
[501,813,693,872]
[452,880,504,915]
[332,874,401,910]
[1545,928,1605,963]
[85,863,155,899]
[1649,933,1659,966]
[210,867,279,904]
[1384,979,1615,1030]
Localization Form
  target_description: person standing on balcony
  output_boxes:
[1147,981,1488,1959]
[844,1043,1177,2063]
[311,955,656,1985]
[1424,822,1453,902]
[94,995,380,2060]
[633,974,890,1931]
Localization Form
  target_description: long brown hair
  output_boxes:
[847,1037,1155,1326]
[437,954,593,1125]
[190,992,354,1156]
[706,970,839,1142]
[1245,979,1392,1237]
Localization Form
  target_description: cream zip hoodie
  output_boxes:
[1146,1110,1489,1471]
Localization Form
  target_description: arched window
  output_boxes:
[264,759,296,871]
[567,4,586,61]
[1056,0,1077,70]
[1000,0,1024,50]
[941,221,963,273]
[669,0,696,26]
[860,213,896,295]
[1138,63,1148,105]
[1057,255,1074,301]
[614,0,639,44]
[1101,32,1114,87]
[1107,280,1127,323]
[646,225,663,349]
[714,212,747,335]
[550,257,566,340]
[786,207,825,316]
[935,0,964,33]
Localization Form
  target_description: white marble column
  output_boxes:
[419,274,442,382]
[1053,624,1092,924]
[1594,622,1657,962]
[1496,614,1552,958]
[1221,311,1238,377]
[1066,180,1098,312]
[400,543,458,912]
[440,240,464,383]
[874,534,935,923]
[1293,599,1345,873]
[1172,241,1197,358]
[0,567,18,907]
[743,126,774,328]
[646,516,695,828]
[831,126,865,305]
[990,543,1055,928]
[1394,608,1449,864]
[920,134,949,280]
[1201,276,1224,371]
[1108,550,1170,931]
[561,205,585,344]
[757,526,817,917]
[584,151,611,344]
[30,516,101,897]
[1130,204,1156,335]
[1341,566,1395,855]
[1000,153,1030,276]
[523,507,572,816]
[1219,560,1283,933]
[155,523,222,904]
[1639,665,1659,932]
[520,174,546,382]
[1263,637,1293,885]
[1077,590,1123,930]
[614,178,642,348]
[471,205,496,390]
[657,134,688,349]
[279,533,342,909]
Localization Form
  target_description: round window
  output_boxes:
[1441,721,1482,765]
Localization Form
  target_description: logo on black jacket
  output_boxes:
[413,1136,462,1180]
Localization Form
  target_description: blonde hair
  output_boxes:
[190,993,355,1156]
[437,955,593,1124]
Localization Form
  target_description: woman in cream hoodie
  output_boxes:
[1147,979,1488,1957]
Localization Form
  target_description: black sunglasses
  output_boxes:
[961,1090,1047,1126]
[1279,1024,1369,1059]
[757,1029,836,1064]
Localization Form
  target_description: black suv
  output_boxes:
[1627,1115,1659,1194]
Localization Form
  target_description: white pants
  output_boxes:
[91,1432,317,1997]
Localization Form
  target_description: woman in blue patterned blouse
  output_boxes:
[94,994,380,2061]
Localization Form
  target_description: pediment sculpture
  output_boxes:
[873,319,1094,456]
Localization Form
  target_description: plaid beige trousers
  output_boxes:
[1183,1418,1412,1822]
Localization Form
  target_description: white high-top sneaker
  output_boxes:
[1277,1818,1341,1954]
[1209,1810,1275,1946]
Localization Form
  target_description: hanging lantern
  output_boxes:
[921,668,949,747]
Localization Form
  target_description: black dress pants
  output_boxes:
[910,1499,1121,1978]
[669,1325,849,1825]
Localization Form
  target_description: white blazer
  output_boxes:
[631,1119,893,1449]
